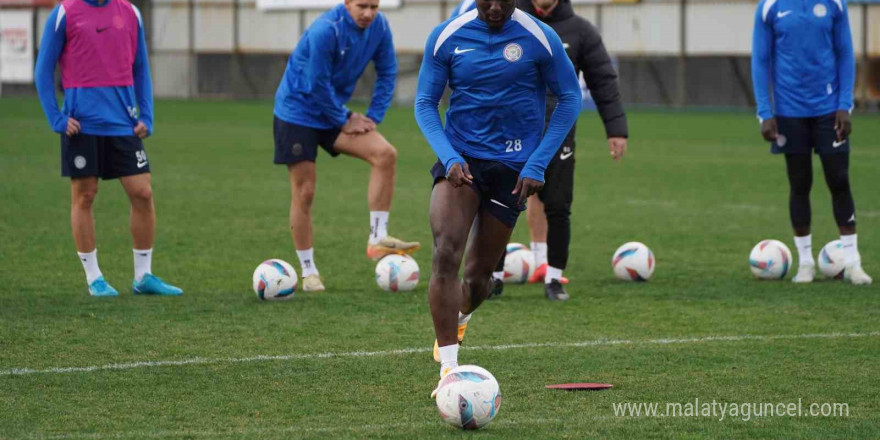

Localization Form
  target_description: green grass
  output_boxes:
[1,97,878,439]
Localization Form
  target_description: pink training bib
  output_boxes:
[59,0,139,89]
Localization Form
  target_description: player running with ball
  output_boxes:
[415,0,581,387]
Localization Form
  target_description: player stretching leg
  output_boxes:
[752,0,870,285]
[273,0,419,292]
[415,0,581,389]
[35,0,182,297]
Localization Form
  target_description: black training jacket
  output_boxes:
[516,0,628,141]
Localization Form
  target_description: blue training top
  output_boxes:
[414,9,581,183]
[751,0,855,121]
[274,4,397,130]
[35,0,153,137]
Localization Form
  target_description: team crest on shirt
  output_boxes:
[813,3,827,17]
[503,43,523,62]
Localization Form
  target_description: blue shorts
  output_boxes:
[772,113,850,155]
[273,116,341,164]
[430,156,525,228]
[61,134,149,179]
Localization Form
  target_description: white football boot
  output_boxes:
[844,265,872,285]
[792,263,815,283]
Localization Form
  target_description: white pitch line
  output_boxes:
[2,331,877,377]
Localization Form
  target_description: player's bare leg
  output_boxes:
[120,173,181,295]
[71,177,99,254]
[461,210,514,314]
[334,130,420,260]
[70,176,116,295]
[120,173,154,250]
[288,161,324,291]
[429,179,480,377]
[525,195,550,283]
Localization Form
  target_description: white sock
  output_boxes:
[369,211,389,244]
[794,235,815,266]
[492,271,504,281]
[531,242,548,267]
[458,312,472,326]
[545,266,563,284]
[841,234,860,267]
[133,249,152,282]
[77,249,102,284]
[438,344,459,374]
[296,248,318,277]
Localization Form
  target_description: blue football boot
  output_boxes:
[88,276,119,297]
[132,273,183,296]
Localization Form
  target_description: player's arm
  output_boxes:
[751,0,776,140]
[365,18,397,124]
[833,0,855,140]
[34,5,70,134]
[521,35,581,184]
[305,24,351,129]
[132,6,153,138]
[578,21,627,139]
[414,29,464,172]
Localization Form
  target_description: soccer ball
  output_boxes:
[611,242,655,281]
[252,259,297,301]
[506,242,528,253]
[435,365,502,430]
[375,254,420,292]
[503,248,534,283]
[818,240,845,279]
[748,239,792,280]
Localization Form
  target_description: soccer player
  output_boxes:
[451,0,628,301]
[752,0,871,285]
[415,0,581,384]
[35,0,182,297]
[273,0,419,292]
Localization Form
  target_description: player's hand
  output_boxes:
[445,162,473,188]
[134,121,149,139]
[760,117,778,142]
[512,177,543,206]
[342,113,375,135]
[834,110,851,142]
[608,137,627,161]
[66,117,81,137]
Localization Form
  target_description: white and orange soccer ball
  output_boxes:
[612,242,655,281]
[505,242,528,253]
[818,240,846,279]
[252,259,297,301]
[748,239,792,280]
[435,365,502,430]
[503,248,535,284]
[375,254,420,292]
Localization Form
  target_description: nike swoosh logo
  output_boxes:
[489,199,510,209]
[832,140,846,148]
[137,161,148,168]
[96,26,110,33]
[454,47,475,55]
[777,10,792,18]
[560,152,573,160]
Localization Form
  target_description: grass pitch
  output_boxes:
[1,98,878,439]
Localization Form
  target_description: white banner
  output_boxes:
[0,9,33,83]
[258,0,402,11]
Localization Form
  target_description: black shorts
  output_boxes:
[61,133,149,179]
[538,143,575,209]
[430,156,525,228]
[273,116,341,164]
[772,113,850,155]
